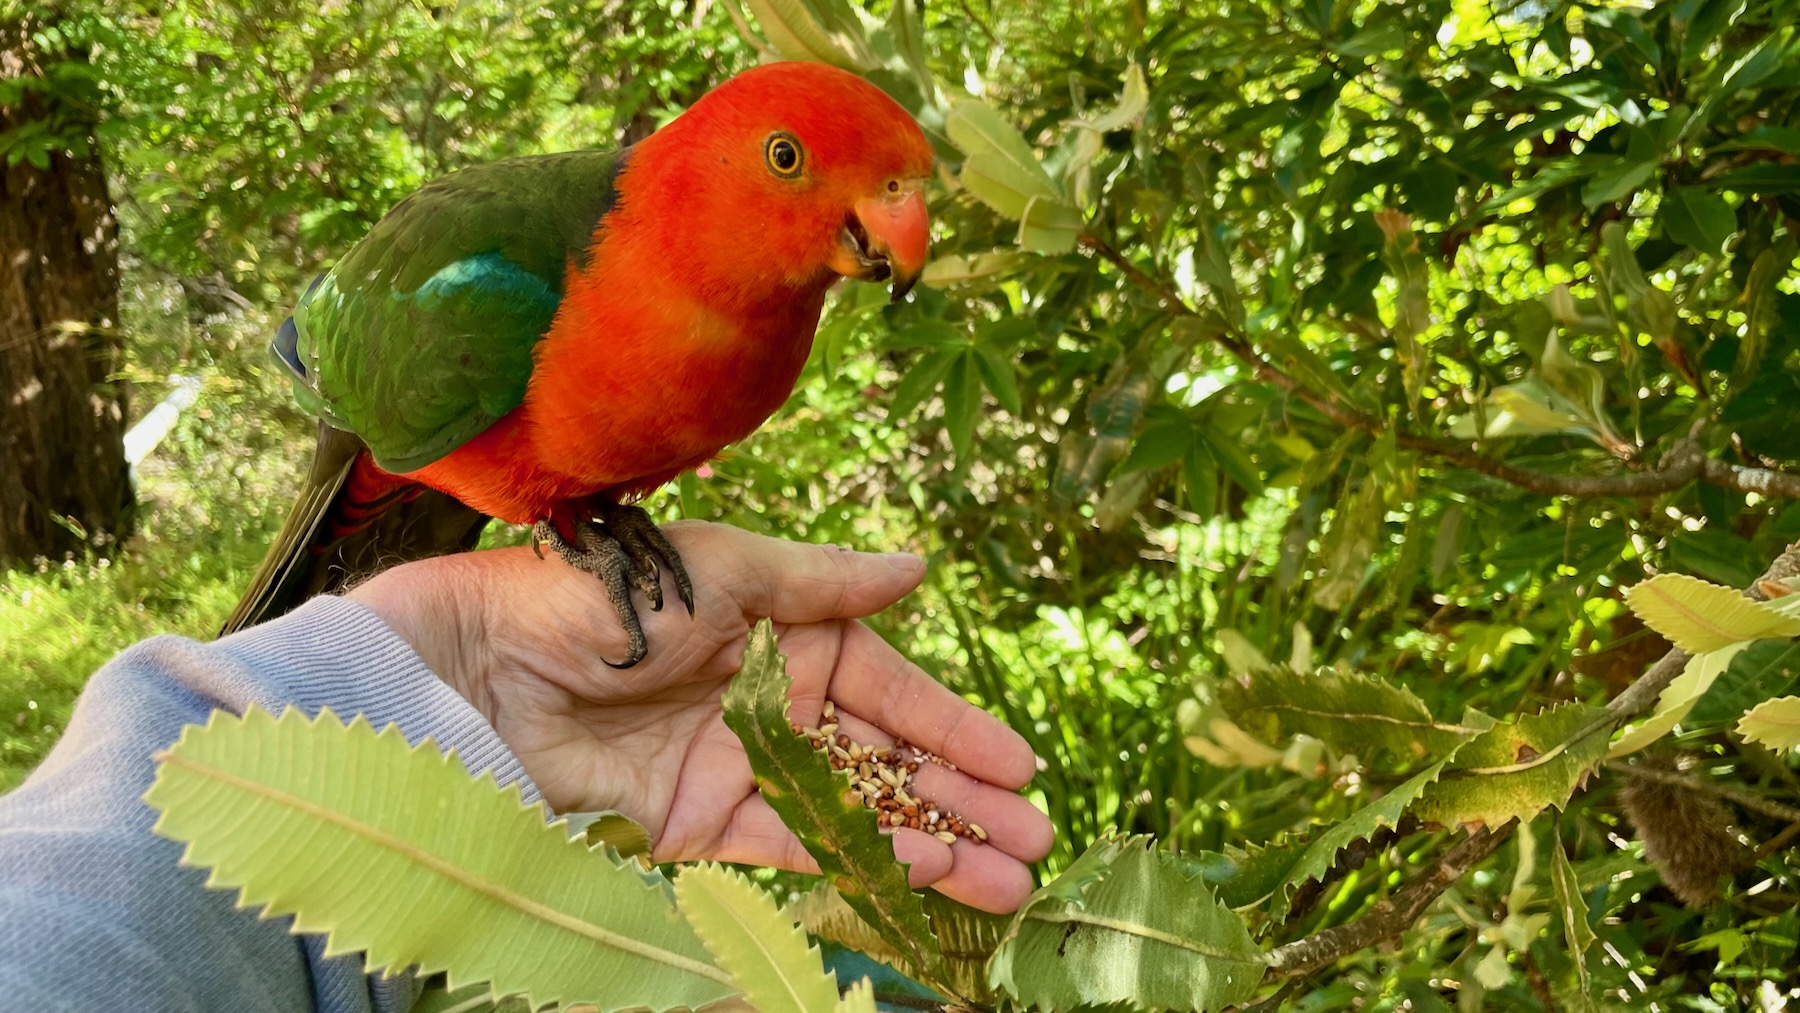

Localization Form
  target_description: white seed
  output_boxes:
[802,726,823,741]
[925,809,939,824]
[822,700,835,718]
[819,722,838,737]
[935,831,957,845]
[969,824,987,841]
[831,746,852,763]
[860,779,883,796]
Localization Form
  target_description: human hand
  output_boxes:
[347,521,1052,913]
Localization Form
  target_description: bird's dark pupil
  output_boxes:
[774,142,796,169]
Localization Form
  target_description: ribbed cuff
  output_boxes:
[214,597,539,802]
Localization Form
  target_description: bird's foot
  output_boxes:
[531,502,694,669]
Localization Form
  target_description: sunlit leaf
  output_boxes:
[673,863,841,1013]
[1412,703,1611,829]
[1737,696,1800,749]
[989,836,1264,1011]
[145,708,733,1012]
[1624,573,1800,653]
[1220,665,1482,768]
[720,622,952,995]
[1608,643,1748,758]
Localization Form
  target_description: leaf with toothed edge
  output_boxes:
[988,835,1264,1012]
[673,863,843,1013]
[143,707,733,1013]
[1220,665,1483,769]
[1411,703,1612,829]
[1206,759,1450,916]
[721,620,953,997]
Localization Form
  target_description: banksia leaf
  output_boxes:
[1624,573,1800,654]
[721,621,951,996]
[674,863,841,1013]
[1412,703,1611,829]
[989,836,1264,1012]
[1208,760,1447,915]
[1737,695,1800,749]
[145,708,733,1012]
[1220,665,1481,768]
[1609,644,1748,758]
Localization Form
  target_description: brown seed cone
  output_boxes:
[1618,755,1744,908]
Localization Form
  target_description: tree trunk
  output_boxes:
[0,14,131,564]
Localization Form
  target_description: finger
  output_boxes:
[825,623,1036,789]
[827,710,1054,863]
[670,521,925,624]
[712,794,954,888]
[927,839,1037,914]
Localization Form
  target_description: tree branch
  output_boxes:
[1258,539,1800,980]
[1263,828,1505,977]
[1078,234,1800,502]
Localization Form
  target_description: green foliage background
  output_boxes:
[6,0,1800,1006]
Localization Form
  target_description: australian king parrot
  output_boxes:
[222,61,933,666]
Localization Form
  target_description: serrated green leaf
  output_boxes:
[720,622,952,994]
[835,976,877,1013]
[990,837,1264,1011]
[1608,643,1749,758]
[564,810,654,863]
[1737,696,1800,749]
[144,708,732,1012]
[674,863,840,1013]
[923,893,1010,1004]
[945,99,1060,203]
[1220,665,1482,768]
[1209,760,1447,914]
[1660,186,1735,253]
[1624,573,1800,653]
[1412,703,1611,829]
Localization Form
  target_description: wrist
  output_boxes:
[345,558,492,721]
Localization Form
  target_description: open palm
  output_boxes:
[350,521,1052,913]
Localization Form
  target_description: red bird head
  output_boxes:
[629,62,935,303]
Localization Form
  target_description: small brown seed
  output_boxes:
[836,734,851,748]
[901,803,918,818]
[935,830,957,845]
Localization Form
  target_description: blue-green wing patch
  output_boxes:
[281,150,625,473]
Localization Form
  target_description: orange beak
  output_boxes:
[839,182,929,302]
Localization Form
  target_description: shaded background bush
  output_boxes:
[5,0,1800,1005]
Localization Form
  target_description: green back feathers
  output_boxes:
[284,150,626,473]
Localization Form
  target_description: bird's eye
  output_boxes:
[764,133,804,178]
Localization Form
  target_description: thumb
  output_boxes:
[670,521,925,623]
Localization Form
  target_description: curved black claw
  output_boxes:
[593,501,695,618]
[532,518,649,669]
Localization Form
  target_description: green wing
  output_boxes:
[279,150,625,473]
